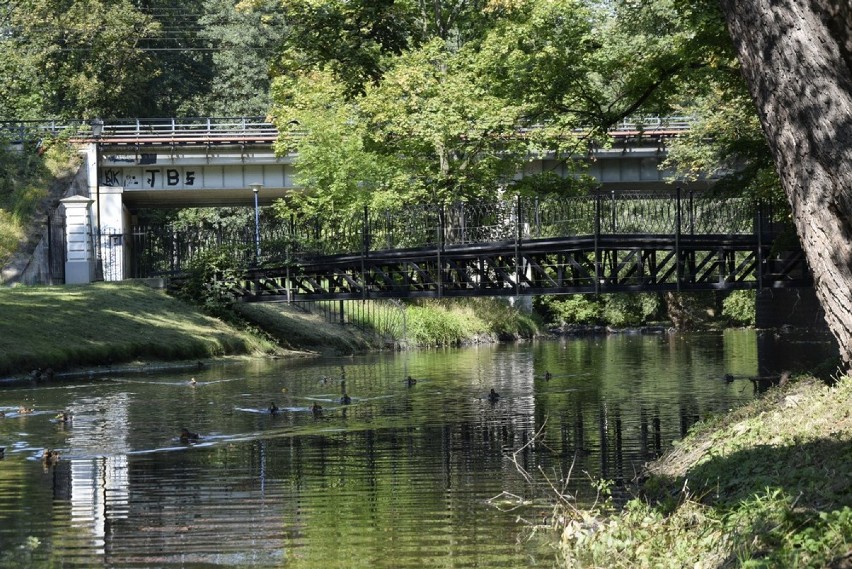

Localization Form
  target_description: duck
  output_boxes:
[189,377,197,386]
[0,411,5,418]
[723,373,735,383]
[268,401,279,415]
[42,449,60,464]
[311,402,323,416]
[544,371,552,381]
[406,375,417,387]
[340,393,352,405]
[18,406,34,414]
[56,411,72,423]
[0,447,5,459]
[179,428,200,443]
[488,389,500,403]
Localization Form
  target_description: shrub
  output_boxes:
[722,290,756,326]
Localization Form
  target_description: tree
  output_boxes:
[0,0,160,118]
[190,0,287,117]
[271,0,615,211]
[716,0,852,366]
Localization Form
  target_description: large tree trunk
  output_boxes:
[717,0,852,367]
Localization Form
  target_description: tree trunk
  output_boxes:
[717,0,852,367]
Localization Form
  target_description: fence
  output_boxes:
[111,190,767,278]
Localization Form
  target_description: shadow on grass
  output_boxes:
[645,438,852,567]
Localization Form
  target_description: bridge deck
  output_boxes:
[230,232,810,302]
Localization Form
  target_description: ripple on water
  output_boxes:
[0,332,806,567]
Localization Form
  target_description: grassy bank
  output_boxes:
[0,282,284,378]
[0,282,540,379]
[556,374,852,568]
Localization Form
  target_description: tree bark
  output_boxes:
[717,0,852,366]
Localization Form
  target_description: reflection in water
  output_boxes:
[0,330,833,568]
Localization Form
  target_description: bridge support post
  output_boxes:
[61,195,96,284]
[97,185,129,281]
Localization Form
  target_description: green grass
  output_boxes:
[235,302,382,354]
[556,375,852,568]
[0,282,279,377]
[402,298,540,346]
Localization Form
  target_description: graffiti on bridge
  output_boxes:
[102,168,197,188]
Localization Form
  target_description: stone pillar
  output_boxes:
[61,195,95,284]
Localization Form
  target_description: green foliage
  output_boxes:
[274,0,418,97]
[722,290,756,326]
[537,293,663,328]
[404,302,487,346]
[185,0,286,116]
[541,295,603,326]
[400,298,539,346]
[0,0,160,118]
[175,246,248,317]
[0,141,78,266]
[0,0,287,118]
[602,293,663,327]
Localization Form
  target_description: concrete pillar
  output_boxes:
[61,195,95,284]
[98,185,126,281]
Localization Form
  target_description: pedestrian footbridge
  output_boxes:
[4,117,732,287]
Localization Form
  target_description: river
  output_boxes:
[0,329,835,568]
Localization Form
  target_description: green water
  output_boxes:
[0,330,834,568]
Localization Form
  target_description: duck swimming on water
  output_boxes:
[42,449,60,465]
[340,393,352,405]
[269,401,279,415]
[180,428,200,443]
[488,389,500,403]
[406,375,417,387]
[311,402,323,416]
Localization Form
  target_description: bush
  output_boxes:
[722,290,756,326]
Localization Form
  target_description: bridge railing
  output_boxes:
[0,117,277,143]
[1,115,694,144]
[124,190,764,276]
[279,190,758,257]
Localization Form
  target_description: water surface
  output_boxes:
[0,330,832,568]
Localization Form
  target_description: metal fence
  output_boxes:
[116,190,766,278]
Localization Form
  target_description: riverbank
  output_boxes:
[556,373,852,568]
[0,281,541,381]
[0,281,381,381]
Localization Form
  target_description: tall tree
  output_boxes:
[135,0,214,116]
[188,0,287,117]
[0,0,159,118]
[716,0,852,366]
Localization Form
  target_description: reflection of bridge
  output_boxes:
[137,191,809,301]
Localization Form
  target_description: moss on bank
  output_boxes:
[556,374,852,568]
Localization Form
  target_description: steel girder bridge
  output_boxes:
[210,190,810,302]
